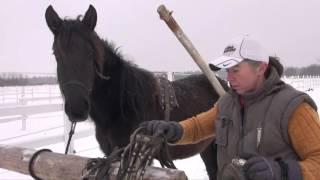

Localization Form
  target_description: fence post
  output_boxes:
[15,87,19,104]
[1,87,4,103]
[49,85,52,104]
[21,116,27,130]
[20,86,27,130]
[167,71,174,81]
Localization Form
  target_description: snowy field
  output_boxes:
[0,77,320,180]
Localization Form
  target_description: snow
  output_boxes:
[0,78,319,180]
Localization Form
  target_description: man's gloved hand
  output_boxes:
[243,156,302,180]
[243,156,281,180]
[139,120,183,143]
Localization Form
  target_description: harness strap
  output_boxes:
[158,77,179,121]
[81,127,176,180]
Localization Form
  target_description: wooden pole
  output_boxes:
[0,145,187,180]
[157,5,226,96]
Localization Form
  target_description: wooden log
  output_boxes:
[0,145,187,180]
[157,4,226,97]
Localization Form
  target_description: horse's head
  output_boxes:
[45,5,105,122]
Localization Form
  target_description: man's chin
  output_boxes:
[233,89,245,95]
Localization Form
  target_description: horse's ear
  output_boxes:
[82,5,97,31]
[45,5,62,35]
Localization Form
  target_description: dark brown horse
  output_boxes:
[45,5,228,179]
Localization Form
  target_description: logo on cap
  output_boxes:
[223,46,236,53]
[222,62,232,67]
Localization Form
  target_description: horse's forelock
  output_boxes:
[53,19,105,70]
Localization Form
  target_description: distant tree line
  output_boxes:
[1,64,320,86]
[0,72,57,86]
[284,64,320,76]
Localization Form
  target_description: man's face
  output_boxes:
[226,61,266,95]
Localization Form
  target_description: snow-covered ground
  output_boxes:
[0,77,320,180]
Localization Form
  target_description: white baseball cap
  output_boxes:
[209,35,269,71]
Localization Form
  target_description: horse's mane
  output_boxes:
[98,33,159,124]
[118,59,158,123]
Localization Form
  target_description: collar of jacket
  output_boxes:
[229,67,285,104]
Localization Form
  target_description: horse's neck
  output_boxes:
[91,58,162,123]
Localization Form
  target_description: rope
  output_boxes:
[117,127,176,180]
[81,150,123,180]
[65,122,77,154]
[81,127,176,180]
[28,149,52,180]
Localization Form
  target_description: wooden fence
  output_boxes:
[0,145,187,179]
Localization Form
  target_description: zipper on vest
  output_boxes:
[257,127,262,148]
[238,106,246,157]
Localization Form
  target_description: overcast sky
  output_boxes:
[1,0,319,73]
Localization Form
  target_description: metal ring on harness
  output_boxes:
[28,149,52,180]
[219,158,248,180]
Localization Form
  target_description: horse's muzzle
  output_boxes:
[64,100,89,122]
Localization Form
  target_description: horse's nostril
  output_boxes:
[64,99,89,122]
[64,102,71,114]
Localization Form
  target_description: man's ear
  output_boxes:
[257,63,268,75]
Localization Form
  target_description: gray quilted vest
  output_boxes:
[216,67,317,178]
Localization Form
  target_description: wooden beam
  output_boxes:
[157,5,226,97]
[0,145,187,180]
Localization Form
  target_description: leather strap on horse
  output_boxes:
[117,127,176,180]
[81,127,176,180]
[158,77,179,121]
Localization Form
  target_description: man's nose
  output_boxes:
[227,71,234,82]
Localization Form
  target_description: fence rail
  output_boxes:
[0,76,318,142]
[0,85,77,155]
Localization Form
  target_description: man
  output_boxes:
[141,35,320,180]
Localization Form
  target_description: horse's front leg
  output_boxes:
[95,126,114,156]
[95,125,131,156]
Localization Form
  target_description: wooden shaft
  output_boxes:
[157,5,225,96]
[0,145,187,180]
